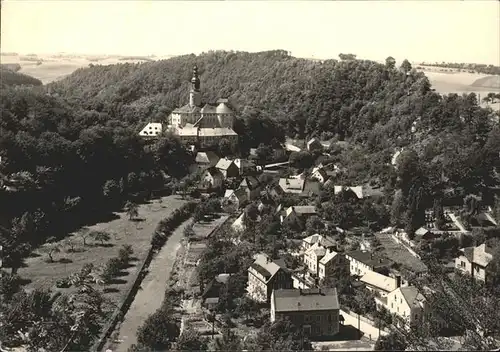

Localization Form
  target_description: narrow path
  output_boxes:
[340,310,388,341]
[106,219,191,352]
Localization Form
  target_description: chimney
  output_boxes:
[395,275,402,288]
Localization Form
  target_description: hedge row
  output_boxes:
[151,201,198,250]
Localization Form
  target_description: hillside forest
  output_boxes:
[1,49,500,273]
[0,50,500,262]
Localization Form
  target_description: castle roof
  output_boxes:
[201,104,217,113]
[173,104,201,114]
[216,102,233,114]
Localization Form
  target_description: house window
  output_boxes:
[475,266,480,272]
[461,261,466,268]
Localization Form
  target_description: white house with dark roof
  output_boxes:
[280,206,317,225]
[302,234,337,252]
[271,288,340,337]
[345,250,392,277]
[318,249,345,281]
[247,253,293,302]
[311,166,328,184]
[199,168,223,189]
[222,188,248,210]
[139,122,164,137]
[231,211,261,233]
[455,243,494,282]
[215,158,239,178]
[304,243,328,274]
[238,176,262,200]
[233,158,257,176]
[382,286,427,327]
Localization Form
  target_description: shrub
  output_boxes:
[55,277,72,288]
[118,244,134,266]
[136,310,180,350]
[151,202,197,250]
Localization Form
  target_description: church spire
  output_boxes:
[191,65,200,92]
[189,64,201,107]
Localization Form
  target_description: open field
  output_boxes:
[18,195,187,307]
[0,53,175,84]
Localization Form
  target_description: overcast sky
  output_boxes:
[1,0,499,65]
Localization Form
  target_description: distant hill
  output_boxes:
[0,68,43,87]
[0,63,21,72]
[471,75,500,89]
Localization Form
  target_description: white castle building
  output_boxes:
[139,65,238,148]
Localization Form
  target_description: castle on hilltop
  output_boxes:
[139,65,238,148]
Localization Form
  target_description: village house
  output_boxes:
[302,234,337,252]
[360,270,401,298]
[271,288,340,338]
[455,243,494,282]
[216,158,240,179]
[238,176,262,201]
[279,177,305,194]
[345,250,392,277]
[231,211,261,233]
[306,138,323,152]
[195,151,220,169]
[222,188,248,211]
[139,122,164,138]
[311,165,329,184]
[247,253,293,303]
[264,184,284,202]
[280,205,317,225]
[334,185,364,199]
[304,243,328,275]
[233,158,257,176]
[318,249,345,281]
[199,168,224,190]
[201,273,232,309]
[377,286,427,328]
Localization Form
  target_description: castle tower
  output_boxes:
[189,65,201,108]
